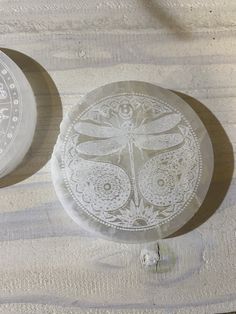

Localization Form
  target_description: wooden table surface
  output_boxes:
[0,1,236,313]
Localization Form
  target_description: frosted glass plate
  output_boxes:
[0,51,37,178]
[51,81,213,243]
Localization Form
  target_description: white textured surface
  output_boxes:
[0,0,236,313]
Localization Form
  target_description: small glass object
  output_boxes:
[0,51,37,178]
[51,81,213,243]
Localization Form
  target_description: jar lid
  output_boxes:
[0,51,37,178]
[52,81,213,243]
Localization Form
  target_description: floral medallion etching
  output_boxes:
[62,94,202,231]
[0,59,22,156]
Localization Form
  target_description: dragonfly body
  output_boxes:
[74,111,185,207]
[75,113,183,156]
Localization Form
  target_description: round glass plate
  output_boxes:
[0,51,37,178]
[51,81,213,243]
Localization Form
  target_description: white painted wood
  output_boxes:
[0,0,236,313]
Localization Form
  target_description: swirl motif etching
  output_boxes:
[62,94,202,231]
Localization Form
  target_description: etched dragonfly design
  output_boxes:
[74,110,184,207]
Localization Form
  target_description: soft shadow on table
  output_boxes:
[169,91,234,237]
[139,0,192,39]
[0,49,62,187]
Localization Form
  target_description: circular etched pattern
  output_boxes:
[62,93,201,231]
[143,167,177,205]
[139,129,200,208]
[0,59,21,157]
[0,51,36,178]
[52,81,213,242]
[68,160,131,212]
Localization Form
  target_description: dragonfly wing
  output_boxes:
[77,136,127,156]
[74,122,122,138]
[135,133,183,151]
[134,113,181,134]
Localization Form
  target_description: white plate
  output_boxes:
[51,81,213,243]
[0,51,37,179]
